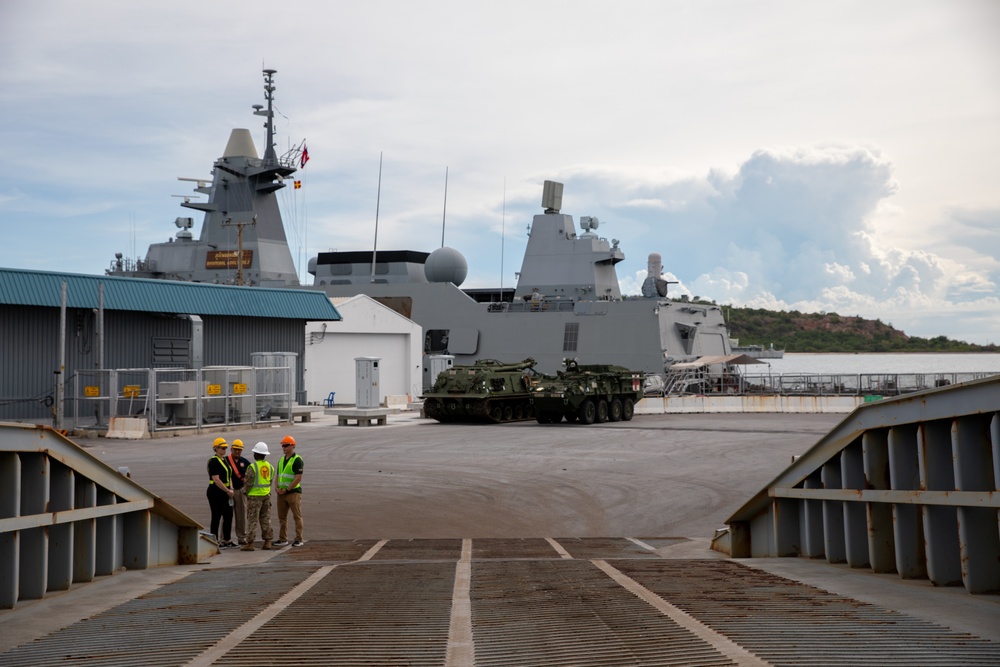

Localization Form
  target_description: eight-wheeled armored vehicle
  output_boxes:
[530,360,645,425]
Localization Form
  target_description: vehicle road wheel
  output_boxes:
[609,398,623,422]
[504,405,514,421]
[514,405,524,420]
[622,397,635,421]
[491,406,503,422]
[595,399,608,424]
[578,399,596,425]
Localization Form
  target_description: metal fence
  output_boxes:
[658,370,999,397]
[69,366,293,434]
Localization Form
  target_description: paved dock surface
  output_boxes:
[2,411,998,665]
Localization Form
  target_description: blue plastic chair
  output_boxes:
[322,392,335,407]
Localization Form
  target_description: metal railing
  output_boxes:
[659,370,998,397]
[69,366,293,434]
[720,375,1000,593]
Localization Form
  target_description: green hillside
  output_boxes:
[722,305,997,353]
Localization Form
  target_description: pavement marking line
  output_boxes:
[184,564,337,667]
[445,538,474,667]
[358,538,389,561]
[626,537,658,551]
[545,537,574,559]
[592,560,771,667]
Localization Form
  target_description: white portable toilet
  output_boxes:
[423,354,455,391]
[355,357,380,409]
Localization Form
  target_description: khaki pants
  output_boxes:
[245,494,273,544]
[233,487,247,543]
[277,491,303,542]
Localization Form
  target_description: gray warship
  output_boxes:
[312,180,731,378]
[109,68,732,379]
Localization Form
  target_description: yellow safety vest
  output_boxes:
[247,461,273,497]
[277,454,301,490]
[208,455,230,487]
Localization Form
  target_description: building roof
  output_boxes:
[0,268,341,321]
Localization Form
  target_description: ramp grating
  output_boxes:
[613,559,1000,666]
[213,561,455,666]
[471,559,738,666]
[273,538,382,562]
[472,537,564,559]
[3,541,999,666]
[554,536,668,559]
[0,565,315,667]
[367,537,464,561]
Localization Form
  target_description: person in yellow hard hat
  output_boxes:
[273,434,304,547]
[207,437,236,548]
[226,439,251,545]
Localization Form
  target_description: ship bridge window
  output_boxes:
[563,322,579,352]
[327,264,352,276]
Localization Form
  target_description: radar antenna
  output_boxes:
[253,69,279,164]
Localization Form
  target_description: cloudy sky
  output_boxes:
[2,1,998,344]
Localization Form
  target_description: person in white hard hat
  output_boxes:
[241,442,275,551]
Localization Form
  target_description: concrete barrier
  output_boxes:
[105,417,149,439]
[636,395,863,414]
[386,395,410,410]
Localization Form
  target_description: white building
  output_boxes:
[303,295,422,406]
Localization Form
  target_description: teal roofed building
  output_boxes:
[0,268,341,423]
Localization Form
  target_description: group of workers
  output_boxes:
[207,434,305,551]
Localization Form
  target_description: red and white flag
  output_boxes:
[300,144,310,168]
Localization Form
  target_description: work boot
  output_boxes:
[262,540,272,550]
[240,544,255,552]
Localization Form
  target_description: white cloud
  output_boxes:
[601,145,998,343]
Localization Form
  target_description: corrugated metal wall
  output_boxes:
[1,305,306,422]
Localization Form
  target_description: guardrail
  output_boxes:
[0,424,205,608]
[718,375,1000,594]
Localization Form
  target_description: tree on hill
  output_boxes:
[722,306,997,353]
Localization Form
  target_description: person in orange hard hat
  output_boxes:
[207,437,236,548]
[273,435,304,547]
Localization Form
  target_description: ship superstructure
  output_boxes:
[108,69,302,286]
[312,181,732,379]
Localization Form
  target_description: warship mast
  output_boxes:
[108,69,302,286]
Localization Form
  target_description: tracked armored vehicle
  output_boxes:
[422,358,540,423]
[530,360,644,425]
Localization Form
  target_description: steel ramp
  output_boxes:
[2,538,999,667]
